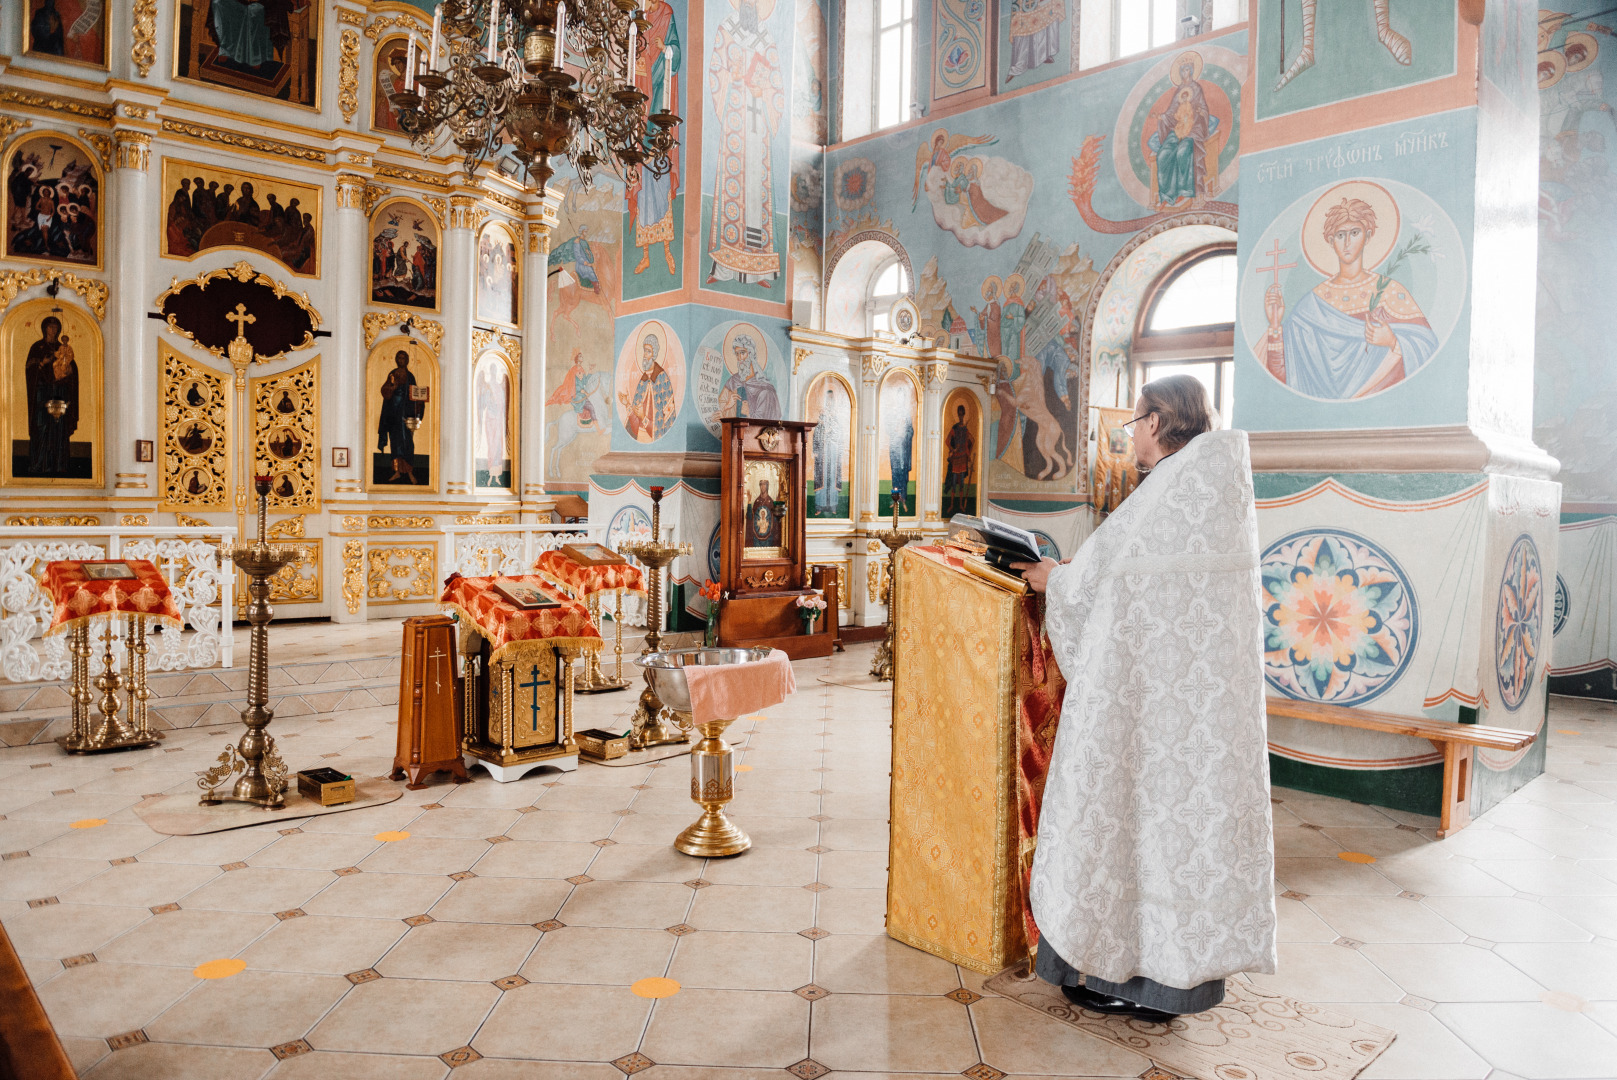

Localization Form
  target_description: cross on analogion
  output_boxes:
[226,303,256,340]
[1254,239,1296,289]
[428,647,446,693]
[519,664,552,733]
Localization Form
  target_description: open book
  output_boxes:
[946,514,1043,575]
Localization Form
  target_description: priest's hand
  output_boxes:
[1012,557,1059,593]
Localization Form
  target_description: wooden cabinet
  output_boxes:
[391,615,470,790]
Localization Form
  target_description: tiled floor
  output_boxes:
[2,637,1615,1080]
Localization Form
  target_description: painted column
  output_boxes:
[329,176,369,503]
[519,218,552,516]
[853,348,887,627]
[919,357,948,528]
[109,129,155,502]
[441,195,478,498]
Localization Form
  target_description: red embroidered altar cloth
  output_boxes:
[439,573,602,667]
[532,550,647,598]
[43,560,184,636]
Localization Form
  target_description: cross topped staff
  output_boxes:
[1254,238,1296,290]
[226,303,256,340]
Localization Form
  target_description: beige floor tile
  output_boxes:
[809,992,978,1073]
[36,961,201,1038]
[970,995,1153,1076]
[724,790,824,819]
[520,924,675,985]
[453,774,572,807]
[97,908,273,967]
[812,932,962,995]
[297,801,425,836]
[818,791,891,819]
[59,1036,108,1076]
[819,817,892,851]
[686,885,815,934]
[1274,857,1402,896]
[724,815,821,849]
[1321,826,1438,859]
[1358,942,1547,1001]
[429,875,572,925]
[1436,1001,1617,1078]
[454,1059,620,1079]
[1422,895,1594,942]
[146,969,350,1046]
[0,856,113,901]
[403,808,522,839]
[247,832,383,871]
[357,836,489,877]
[1472,858,1617,896]
[1244,942,1404,1002]
[667,930,812,991]
[641,988,807,1068]
[32,824,163,863]
[142,828,281,866]
[181,867,334,914]
[377,920,540,981]
[505,810,621,843]
[300,871,452,920]
[307,977,500,1056]
[471,839,598,880]
[1305,895,1466,943]
[1274,792,1397,828]
[59,861,221,910]
[817,849,887,889]
[2,901,150,959]
[608,813,709,846]
[81,1042,276,1080]
[267,1050,449,1079]
[636,1068,813,1080]
[701,847,818,888]
[239,914,407,975]
[1479,801,1598,831]
[1435,829,1561,861]
[1496,940,1617,1000]
[814,886,887,935]
[1277,894,1338,942]
[9,792,140,824]
[558,879,694,929]
[587,841,702,883]
[1541,894,1617,937]
[535,785,636,814]
[472,981,653,1061]
[0,817,71,852]
[1372,855,1517,897]
[1333,1001,1491,1080]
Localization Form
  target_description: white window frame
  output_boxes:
[867,256,910,335]
[873,0,915,133]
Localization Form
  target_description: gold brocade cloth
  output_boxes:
[439,573,603,667]
[43,560,185,636]
[888,545,1065,975]
[532,551,647,598]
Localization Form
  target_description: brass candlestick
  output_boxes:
[870,505,922,682]
[58,614,164,754]
[620,486,692,749]
[575,589,630,693]
[199,476,302,809]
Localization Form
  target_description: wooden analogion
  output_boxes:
[716,418,838,660]
[392,615,470,789]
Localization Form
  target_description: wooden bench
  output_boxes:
[1265,697,1539,837]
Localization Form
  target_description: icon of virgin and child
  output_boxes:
[1260,181,1438,401]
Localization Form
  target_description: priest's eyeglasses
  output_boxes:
[1122,410,1154,429]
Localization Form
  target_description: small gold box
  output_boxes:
[296,767,356,806]
[576,728,630,761]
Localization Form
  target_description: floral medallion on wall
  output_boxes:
[1496,535,1543,712]
[1260,529,1418,706]
[1553,572,1569,637]
[608,504,653,550]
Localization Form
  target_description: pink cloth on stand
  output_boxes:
[683,649,797,722]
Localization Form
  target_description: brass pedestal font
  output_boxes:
[870,506,922,682]
[199,476,302,809]
[619,485,692,749]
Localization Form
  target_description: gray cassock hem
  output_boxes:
[1034,938,1226,1015]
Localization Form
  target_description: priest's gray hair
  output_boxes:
[1137,375,1215,454]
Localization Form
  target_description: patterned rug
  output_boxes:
[133,779,404,835]
[983,965,1396,1080]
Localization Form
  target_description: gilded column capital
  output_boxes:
[113,130,152,171]
[859,353,890,385]
[449,195,487,231]
[921,360,950,387]
[526,220,552,256]
[335,174,368,210]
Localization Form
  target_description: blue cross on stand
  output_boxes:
[519,664,553,736]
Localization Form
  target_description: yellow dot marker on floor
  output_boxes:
[735,764,753,772]
[69,818,106,829]
[745,714,768,722]
[631,977,680,998]
[374,831,410,842]
[193,958,246,980]
[1556,729,1580,736]
[1337,851,1377,864]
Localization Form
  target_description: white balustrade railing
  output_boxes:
[0,526,236,685]
[441,522,650,627]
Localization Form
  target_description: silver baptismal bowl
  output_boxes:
[635,647,775,858]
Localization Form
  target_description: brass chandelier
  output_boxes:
[389,0,681,194]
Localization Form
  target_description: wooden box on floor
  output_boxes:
[391,614,470,789]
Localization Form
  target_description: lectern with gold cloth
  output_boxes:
[439,574,602,783]
[887,545,1066,975]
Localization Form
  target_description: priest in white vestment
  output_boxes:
[1015,375,1276,1020]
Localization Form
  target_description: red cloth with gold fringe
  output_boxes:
[532,550,647,598]
[42,560,184,635]
[439,573,602,666]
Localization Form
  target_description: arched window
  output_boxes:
[1132,246,1236,424]
[868,258,910,334]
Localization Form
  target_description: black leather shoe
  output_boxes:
[1060,982,1177,1023]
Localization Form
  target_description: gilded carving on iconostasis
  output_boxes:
[252,356,320,510]
[161,159,322,277]
[473,350,516,492]
[2,299,103,488]
[160,342,230,511]
[24,0,108,68]
[475,221,520,328]
[370,198,440,311]
[174,0,322,109]
[3,132,101,269]
[803,372,853,521]
[365,336,437,492]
